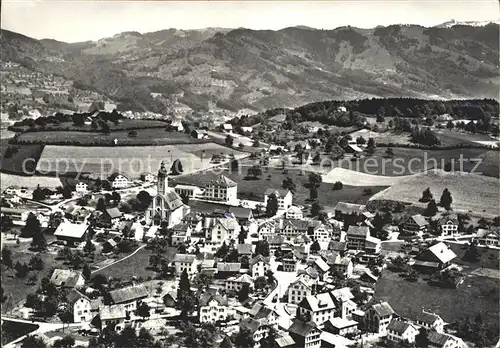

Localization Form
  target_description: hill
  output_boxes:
[1,24,499,113]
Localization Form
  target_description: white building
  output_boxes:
[174,184,204,199]
[225,274,253,293]
[108,173,129,189]
[210,217,240,248]
[437,216,459,236]
[414,309,445,333]
[387,319,419,343]
[297,292,336,327]
[204,175,238,204]
[249,255,270,279]
[68,290,93,323]
[75,182,89,194]
[199,294,230,324]
[264,188,293,211]
[288,275,315,305]
[285,206,303,220]
[173,254,197,275]
[142,173,156,183]
[364,302,395,334]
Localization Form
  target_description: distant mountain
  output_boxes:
[1,23,499,114]
[434,19,500,28]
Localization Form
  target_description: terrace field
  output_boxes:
[369,170,500,217]
[36,142,248,179]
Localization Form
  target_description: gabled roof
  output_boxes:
[109,284,149,304]
[249,302,276,319]
[275,333,295,347]
[108,172,127,181]
[240,318,261,333]
[299,292,335,312]
[288,319,319,337]
[287,206,302,214]
[312,257,330,273]
[387,319,417,335]
[237,244,253,255]
[369,302,395,317]
[347,144,363,152]
[326,317,358,329]
[250,255,270,267]
[228,206,253,219]
[174,254,196,263]
[330,288,354,302]
[105,207,122,219]
[208,175,237,188]
[217,262,241,272]
[408,214,429,227]
[427,331,455,346]
[291,275,315,288]
[418,242,457,264]
[437,216,459,226]
[54,222,88,239]
[267,234,285,245]
[199,293,228,307]
[50,269,83,287]
[67,289,90,305]
[347,225,370,237]
[282,218,309,231]
[215,217,239,231]
[157,191,184,211]
[228,274,253,284]
[320,250,341,265]
[264,188,290,197]
[334,202,366,214]
[414,310,443,325]
[476,228,500,238]
[99,304,127,320]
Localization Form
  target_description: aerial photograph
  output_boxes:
[0,0,499,347]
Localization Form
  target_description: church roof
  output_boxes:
[157,191,184,211]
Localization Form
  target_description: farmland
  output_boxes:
[0,172,62,190]
[16,128,205,146]
[369,169,500,217]
[36,142,248,179]
[0,139,45,175]
[170,166,388,209]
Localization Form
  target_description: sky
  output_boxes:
[1,0,499,43]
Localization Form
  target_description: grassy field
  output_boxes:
[369,169,499,217]
[0,172,62,190]
[0,139,45,175]
[171,166,388,209]
[36,142,248,179]
[444,242,500,270]
[374,270,499,329]
[1,321,39,345]
[16,129,203,146]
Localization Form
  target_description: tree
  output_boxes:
[463,243,481,262]
[311,201,323,217]
[238,228,248,244]
[282,177,296,193]
[238,143,245,150]
[231,158,239,172]
[253,139,260,147]
[22,213,42,238]
[82,263,92,281]
[32,185,47,201]
[137,328,155,347]
[136,190,152,210]
[266,193,279,217]
[247,165,262,179]
[220,336,233,348]
[333,181,343,190]
[171,159,184,175]
[310,240,321,254]
[29,255,44,270]
[96,198,106,212]
[234,328,254,348]
[83,239,96,255]
[255,240,270,257]
[439,188,453,210]
[312,152,321,165]
[111,191,121,204]
[135,301,150,320]
[366,137,376,155]
[238,284,250,302]
[22,335,46,348]
[25,293,42,309]
[225,135,234,147]
[446,120,454,130]
[254,276,267,291]
[2,247,13,268]
[385,147,394,158]
[31,228,47,252]
[115,326,138,347]
[149,253,162,271]
[101,121,110,134]
[15,261,29,278]
[356,136,366,145]
[177,270,196,319]
[419,188,433,203]
[425,199,438,216]
[308,172,322,188]
[194,272,214,289]
[415,328,429,348]
[70,251,85,269]
[309,186,318,200]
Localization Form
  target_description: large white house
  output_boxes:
[203,175,238,204]
[297,292,336,327]
[210,217,240,249]
[75,182,89,194]
[145,161,190,227]
[199,294,231,324]
[264,188,293,211]
[68,290,93,323]
[108,173,129,189]
[288,275,315,305]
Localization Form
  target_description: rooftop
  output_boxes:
[109,284,149,304]
[54,221,88,239]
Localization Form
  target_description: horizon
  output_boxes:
[1,0,499,43]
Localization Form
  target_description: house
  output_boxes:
[108,284,149,312]
[64,205,92,223]
[402,214,429,235]
[225,274,253,293]
[267,235,286,254]
[387,319,419,343]
[237,244,253,260]
[323,317,359,336]
[286,206,303,219]
[210,217,240,249]
[330,288,356,319]
[50,269,85,289]
[346,144,363,154]
[191,129,209,139]
[239,318,269,345]
[332,256,353,278]
[108,173,129,189]
[365,236,382,254]
[279,219,309,241]
[346,226,370,250]
[182,212,204,232]
[67,290,92,323]
[170,118,184,132]
[288,275,315,305]
[308,221,331,242]
[264,188,293,211]
[413,242,457,271]
[414,309,444,333]
[54,222,88,246]
[222,123,233,133]
[141,173,156,183]
[75,182,88,194]
[173,254,197,275]
[249,302,278,329]
[258,221,276,239]
[198,294,230,324]
[275,333,296,348]
[217,262,242,278]
[364,302,395,334]
[100,207,122,227]
[0,207,31,226]
[241,126,253,134]
[99,304,127,329]
[297,292,336,327]
[249,255,270,278]
[203,175,238,204]
[282,254,297,272]
[228,206,254,223]
[308,257,330,279]
[171,223,192,246]
[328,241,347,254]
[145,162,190,227]
[360,270,379,283]
[334,202,366,222]
[427,331,460,348]
[287,319,322,348]
[174,184,204,199]
[162,292,177,307]
[473,228,500,247]
[437,216,459,236]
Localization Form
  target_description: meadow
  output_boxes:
[0,172,62,190]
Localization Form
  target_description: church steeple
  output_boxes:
[157,160,168,196]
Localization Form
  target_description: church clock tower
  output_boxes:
[157,160,169,196]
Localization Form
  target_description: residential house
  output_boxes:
[54,222,88,246]
[204,175,238,204]
[286,206,303,220]
[50,269,85,289]
[297,292,336,327]
[364,302,395,334]
[330,288,356,319]
[414,309,444,333]
[288,275,315,305]
[308,221,331,242]
[108,284,149,313]
[282,254,297,272]
[1,207,30,225]
[173,254,197,275]
[222,124,233,133]
[346,226,370,250]
[287,319,322,348]
[162,292,177,307]
[279,219,309,241]
[217,262,242,278]
[64,205,92,223]
[275,333,296,348]
[323,318,359,336]
[473,228,500,247]
[225,274,253,293]
[237,244,253,260]
[401,214,429,235]
[346,144,363,154]
[182,212,203,232]
[413,242,457,271]
[99,207,122,227]
[360,270,379,284]
[191,129,209,139]
[67,290,92,323]
[365,236,382,254]
[171,223,192,246]
[174,184,204,199]
[308,257,330,280]
[239,318,269,346]
[75,182,89,194]
[228,207,254,223]
[100,304,127,329]
[198,294,230,324]
[249,302,278,330]
[264,188,293,211]
[241,126,253,134]
[332,256,353,278]
[141,173,156,183]
[334,202,366,219]
[108,173,129,189]
[267,235,286,254]
[249,255,270,278]
[427,331,460,348]
[258,221,276,240]
[210,217,240,249]
[327,241,347,254]
[387,319,419,343]
[437,216,459,237]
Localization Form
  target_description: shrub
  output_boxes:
[333,181,343,190]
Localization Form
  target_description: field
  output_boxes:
[0,172,62,190]
[171,166,388,209]
[36,142,248,179]
[1,321,39,346]
[0,139,45,175]
[370,170,500,217]
[444,242,500,271]
[322,168,407,186]
[16,128,204,146]
[374,270,499,341]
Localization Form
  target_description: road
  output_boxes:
[91,244,147,274]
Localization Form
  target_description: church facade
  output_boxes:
[145,161,190,227]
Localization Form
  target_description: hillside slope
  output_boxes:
[1,24,498,113]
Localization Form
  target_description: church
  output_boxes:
[145,161,190,227]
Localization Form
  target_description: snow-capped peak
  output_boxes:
[435,19,500,28]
